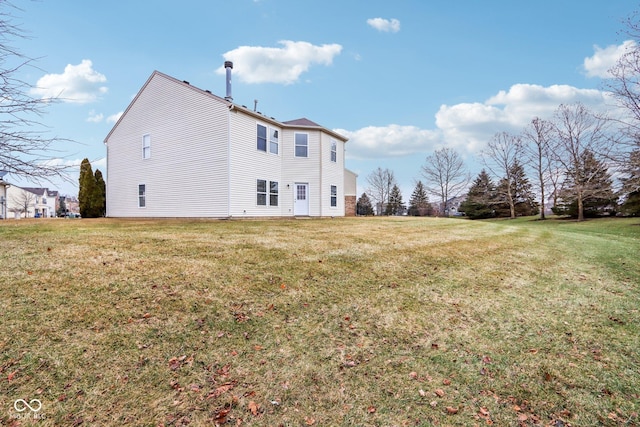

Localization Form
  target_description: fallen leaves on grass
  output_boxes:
[248,400,260,416]
[168,355,193,371]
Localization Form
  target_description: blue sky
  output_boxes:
[9,0,638,199]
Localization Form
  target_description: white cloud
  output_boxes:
[107,111,123,123]
[584,40,636,78]
[336,124,441,160]
[86,110,103,123]
[367,17,401,33]
[217,41,342,84]
[339,83,613,160]
[30,59,108,103]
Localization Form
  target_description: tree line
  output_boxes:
[358,15,640,221]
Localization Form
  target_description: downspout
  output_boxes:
[227,105,233,218]
[318,132,323,217]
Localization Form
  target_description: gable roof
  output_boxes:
[105,71,349,143]
[20,187,59,197]
[282,118,321,127]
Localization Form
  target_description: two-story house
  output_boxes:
[6,186,59,218]
[105,67,355,218]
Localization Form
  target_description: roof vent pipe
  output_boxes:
[224,61,233,101]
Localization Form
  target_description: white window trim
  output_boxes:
[257,179,279,207]
[142,134,151,159]
[330,140,337,163]
[138,184,146,208]
[330,185,338,208]
[295,132,309,158]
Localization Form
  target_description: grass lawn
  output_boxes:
[1,216,639,426]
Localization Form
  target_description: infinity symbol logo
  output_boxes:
[14,399,42,412]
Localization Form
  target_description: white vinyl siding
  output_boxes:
[228,111,282,216]
[105,71,350,218]
[105,72,229,217]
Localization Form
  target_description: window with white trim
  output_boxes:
[330,185,337,207]
[295,133,308,157]
[257,124,279,155]
[330,140,337,162]
[270,129,279,154]
[138,184,146,207]
[142,134,151,159]
[257,179,278,206]
[257,124,267,152]
[270,181,279,206]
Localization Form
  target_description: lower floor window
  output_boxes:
[257,179,278,206]
[138,184,146,207]
[330,185,337,207]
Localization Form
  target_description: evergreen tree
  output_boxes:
[57,197,67,217]
[553,150,617,217]
[385,184,404,215]
[78,158,96,218]
[94,169,106,217]
[408,181,432,216]
[356,193,374,216]
[621,191,640,216]
[494,161,539,217]
[459,170,496,219]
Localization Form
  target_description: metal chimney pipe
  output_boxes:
[224,61,233,101]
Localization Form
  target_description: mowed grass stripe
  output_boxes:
[0,217,638,426]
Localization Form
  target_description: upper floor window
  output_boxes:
[42,198,47,205]
[270,129,279,154]
[142,134,151,159]
[257,124,279,154]
[330,140,337,162]
[257,124,267,152]
[330,185,337,207]
[138,184,146,208]
[295,133,308,157]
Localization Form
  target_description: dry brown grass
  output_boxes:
[1,216,638,426]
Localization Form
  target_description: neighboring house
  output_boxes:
[0,171,9,219]
[105,66,355,218]
[6,186,59,218]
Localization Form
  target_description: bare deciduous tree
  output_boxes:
[481,132,523,219]
[0,2,70,180]
[521,118,556,219]
[366,167,396,215]
[421,147,468,216]
[553,103,615,221]
[10,188,35,218]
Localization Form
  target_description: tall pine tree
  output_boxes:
[79,158,106,218]
[94,169,106,217]
[78,158,96,218]
[385,184,404,215]
[554,150,617,217]
[459,170,496,219]
[356,193,374,216]
[494,161,538,217]
[408,181,432,216]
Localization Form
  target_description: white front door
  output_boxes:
[294,183,309,216]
